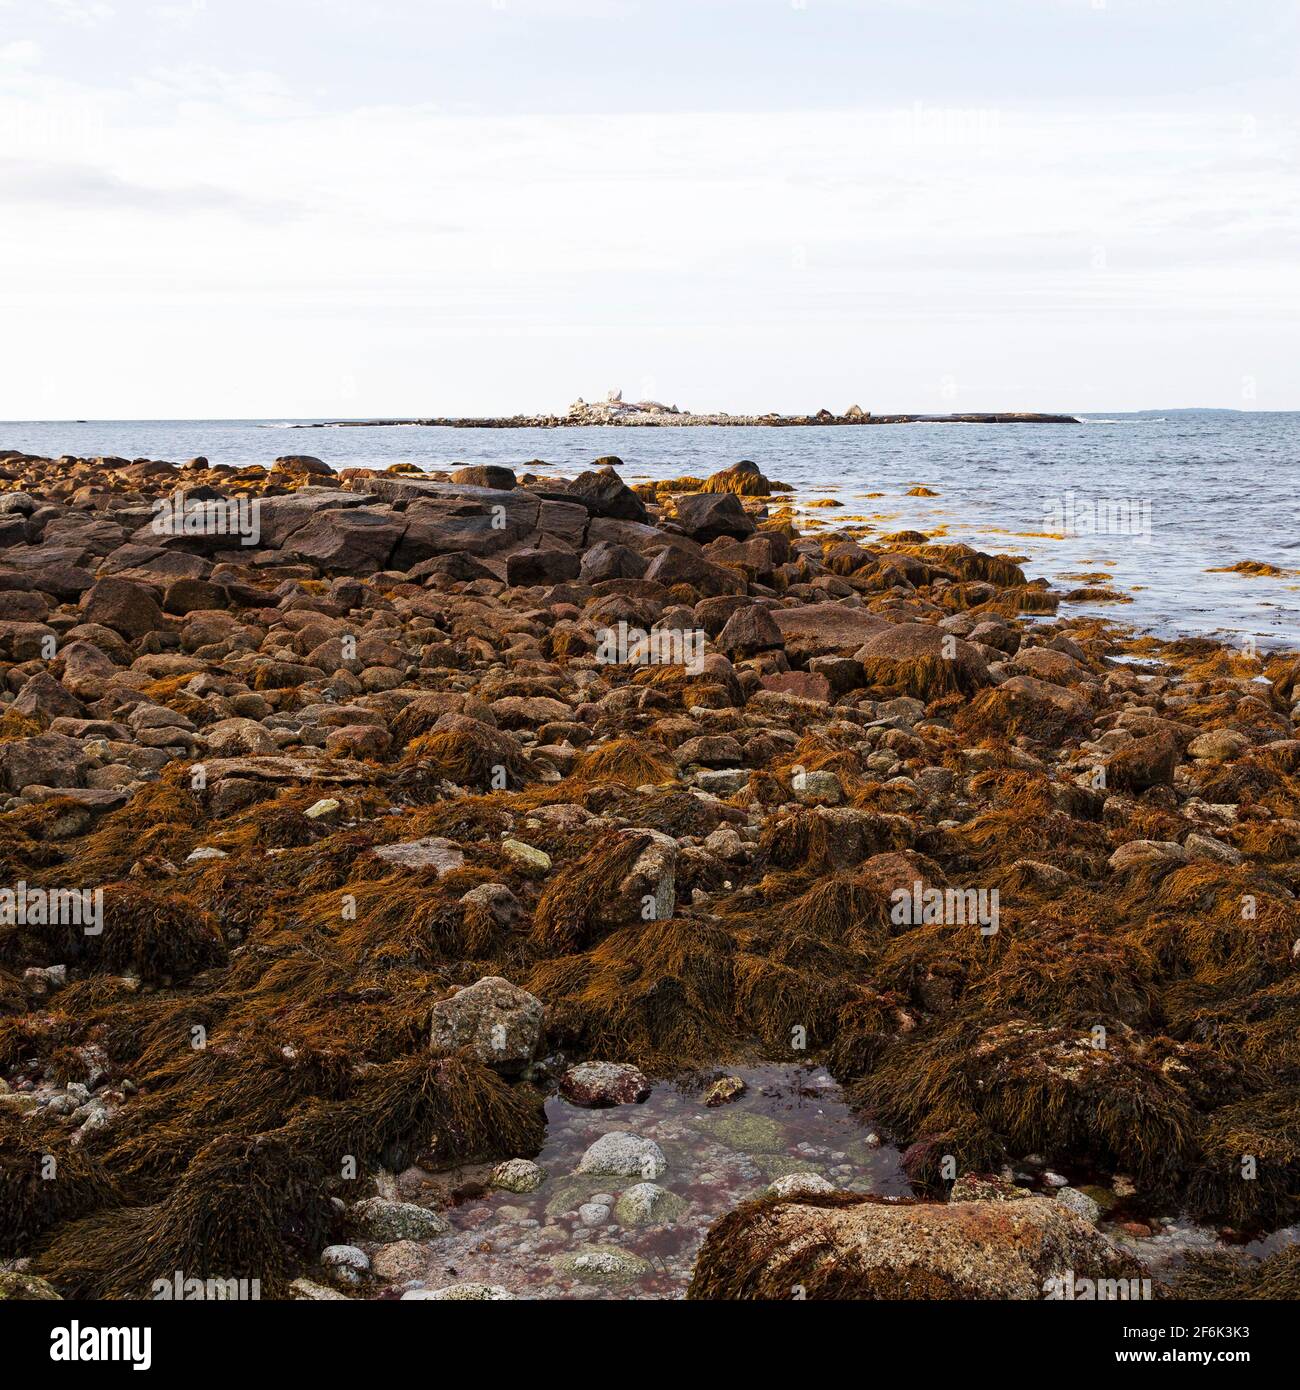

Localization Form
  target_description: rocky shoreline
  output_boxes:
[0,445,1296,1302]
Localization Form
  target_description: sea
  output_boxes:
[3,411,1297,650]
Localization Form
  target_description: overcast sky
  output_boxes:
[1,0,1297,418]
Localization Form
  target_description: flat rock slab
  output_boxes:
[371,836,465,874]
[772,605,890,660]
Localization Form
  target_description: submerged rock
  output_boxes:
[576,1132,667,1180]
[402,1282,517,1300]
[556,1245,653,1286]
[614,1182,688,1225]
[492,1158,546,1193]
[559,1061,652,1108]
[348,1197,449,1242]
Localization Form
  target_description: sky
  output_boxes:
[0,0,1297,418]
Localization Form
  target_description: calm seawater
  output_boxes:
[3,413,1297,650]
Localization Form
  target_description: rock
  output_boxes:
[204,717,279,757]
[79,577,165,638]
[304,798,342,820]
[321,1244,370,1287]
[620,829,677,922]
[1184,832,1243,864]
[1188,729,1250,763]
[854,621,990,694]
[505,547,580,586]
[274,454,334,476]
[1056,1187,1102,1225]
[564,467,649,522]
[716,603,784,657]
[559,1061,652,1108]
[673,492,755,543]
[696,1110,786,1153]
[1108,839,1189,873]
[792,768,842,804]
[450,465,516,490]
[556,1245,652,1286]
[949,1174,1032,1203]
[429,975,544,1072]
[460,882,523,928]
[1105,733,1179,792]
[772,604,889,661]
[12,671,86,720]
[576,1131,667,1180]
[760,670,831,702]
[0,1272,62,1300]
[281,507,403,573]
[968,675,1094,740]
[501,839,551,873]
[401,1282,517,1300]
[163,577,227,615]
[347,1197,450,1242]
[289,1278,351,1301]
[580,540,647,583]
[578,1201,611,1226]
[703,1075,747,1107]
[370,1240,429,1284]
[615,1182,688,1225]
[643,545,745,597]
[0,733,91,793]
[491,1158,546,1193]
[767,1173,836,1199]
[688,1193,1145,1300]
[371,836,465,874]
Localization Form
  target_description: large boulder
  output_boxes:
[564,467,648,523]
[644,545,745,597]
[854,621,990,697]
[280,507,405,573]
[673,492,755,543]
[505,547,581,586]
[429,976,544,1073]
[772,604,889,662]
[450,465,516,490]
[716,603,784,657]
[79,578,165,639]
[0,733,91,793]
[688,1191,1144,1300]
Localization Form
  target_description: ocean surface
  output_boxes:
[3,412,1297,650]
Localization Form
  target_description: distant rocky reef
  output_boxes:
[292,390,1080,430]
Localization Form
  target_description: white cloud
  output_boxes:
[0,3,1297,415]
[0,38,42,65]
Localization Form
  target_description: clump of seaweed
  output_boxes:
[531,832,654,952]
[573,736,676,786]
[0,1111,118,1258]
[34,1130,336,1299]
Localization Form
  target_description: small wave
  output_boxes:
[1078,417,1164,425]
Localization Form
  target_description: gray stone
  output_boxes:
[576,1131,667,1180]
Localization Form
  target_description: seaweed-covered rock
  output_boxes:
[688,1192,1144,1299]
